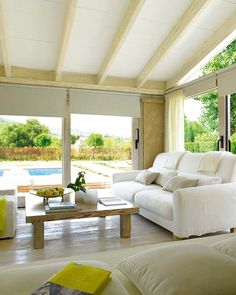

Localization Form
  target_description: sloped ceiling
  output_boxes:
[0,0,235,95]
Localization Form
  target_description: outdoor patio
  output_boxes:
[0,160,131,190]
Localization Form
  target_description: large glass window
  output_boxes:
[70,114,132,187]
[0,115,62,190]
[184,92,219,152]
[184,39,236,153]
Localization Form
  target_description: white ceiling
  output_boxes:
[109,0,193,78]
[64,0,129,73]
[0,0,235,90]
[150,0,236,81]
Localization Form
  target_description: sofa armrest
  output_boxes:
[0,187,17,196]
[173,183,236,238]
[112,170,142,184]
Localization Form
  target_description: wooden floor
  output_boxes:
[0,208,173,266]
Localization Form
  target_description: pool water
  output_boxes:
[0,168,62,177]
[26,168,62,176]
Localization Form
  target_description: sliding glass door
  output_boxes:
[184,91,219,152]
[221,93,236,153]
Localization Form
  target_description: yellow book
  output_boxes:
[48,262,111,295]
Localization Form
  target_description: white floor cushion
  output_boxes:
[211,236,236,259]
[135,190,173,221]
[117,243,236,295]
[112,181,160,202]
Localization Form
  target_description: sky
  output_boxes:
[71,114,131,137]
[184,98,202,121]
[0,114,132,138]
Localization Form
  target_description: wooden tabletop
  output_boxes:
[25,193,139,223]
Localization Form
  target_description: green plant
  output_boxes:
[67,171,86,193]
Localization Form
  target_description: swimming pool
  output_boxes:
[25,168,62,176]
[0,168,62,177]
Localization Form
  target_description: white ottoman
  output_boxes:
[0,192,17,239]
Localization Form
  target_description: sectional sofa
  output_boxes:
[112,152,236,239]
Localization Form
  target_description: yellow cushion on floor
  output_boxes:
[0,197,6,236]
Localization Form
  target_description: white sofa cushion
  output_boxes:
[135,190,173,221]
[177,152,203,173]
[198,151,228,173]
[163,151,186,170]
[117,243,236,295]
[178,152,236,183]
[152,153,169,171]
[216,153,236,183]
[135,170,159,185]
[178,172,222,186]
[112,181,160,202]
[163,175,198,192]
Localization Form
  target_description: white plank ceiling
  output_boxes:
[0,0,235,94]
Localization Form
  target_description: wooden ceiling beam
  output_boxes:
[55,0,77,82]
[0,0,11,77]
[0,66,165,95]
[167,12,236,88]
[97,0,145,85]
[136,0,210,88]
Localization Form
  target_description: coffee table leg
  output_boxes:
[120,214,131,238]
[33,222,44,249]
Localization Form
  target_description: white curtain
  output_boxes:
[165,90,185,152]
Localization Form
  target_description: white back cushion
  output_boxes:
[152,152,236,183]
[177,153,203,173]
[152,153,170,171]
[216,153,236,183]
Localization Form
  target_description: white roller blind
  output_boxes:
[218,68,236,96]
[0,84,67,117]
[183,75,216,98]
[71,89,140,117]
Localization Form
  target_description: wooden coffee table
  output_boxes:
[25,194,139,249]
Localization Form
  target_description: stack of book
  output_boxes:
[45,202,80,213]
[31,262,111,294]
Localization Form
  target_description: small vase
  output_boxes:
[63,193,71,202]
[83,189,98,205]
[75,191,85,203]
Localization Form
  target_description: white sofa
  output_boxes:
[112,152,236,239]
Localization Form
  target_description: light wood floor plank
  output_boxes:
[0,209,172,265]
